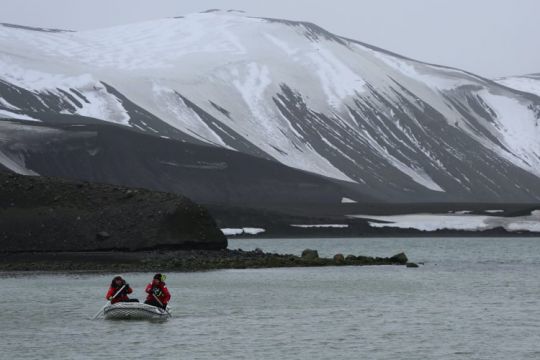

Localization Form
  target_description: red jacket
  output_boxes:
[145,282,171,305]
[105,285,133,304]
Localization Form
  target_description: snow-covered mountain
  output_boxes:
[1,10,540,204]
[496,74,540,97]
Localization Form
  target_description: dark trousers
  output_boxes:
[145,299,166,309]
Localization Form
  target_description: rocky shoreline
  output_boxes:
[0,249,413,272]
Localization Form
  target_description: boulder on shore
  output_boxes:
[333,253,345,263]
[301,249,319,260]
[389,252,408,264]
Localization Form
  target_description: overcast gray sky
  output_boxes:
[1,0,538,78]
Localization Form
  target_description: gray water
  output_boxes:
[1,237,540,360]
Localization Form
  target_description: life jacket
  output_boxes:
[145,282,171,305]
[105,285,133,304]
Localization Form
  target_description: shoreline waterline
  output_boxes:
[0,248,410,272]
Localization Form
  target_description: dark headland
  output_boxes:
[0,172,226,252]
[0,172,410,271]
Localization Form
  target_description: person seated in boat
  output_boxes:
[105,275,139,304]
[144,273,171,309]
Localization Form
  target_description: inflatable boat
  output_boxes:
[103,302,170,320]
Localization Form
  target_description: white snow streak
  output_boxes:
[0,150,38,175]
[306,46,366,107]
[264,33,298,56]
[232,62,273,128]
[151,83,231,148]
[0,109,39,121]
[361,129,445,192]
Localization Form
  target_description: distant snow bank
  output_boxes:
[291,224,349,228]
[349,210,540,232]
[221,227,266,236]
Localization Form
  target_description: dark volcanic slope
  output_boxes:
[0,118,379,208]
[0,172,227,252]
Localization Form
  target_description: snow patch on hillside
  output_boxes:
[264,33,298,56]
[0,150,37,175]
[151,84,232,147]
[0,109,38,121]
[0,57,130,124]
[479,90,540,176]
[231,62,273,126]
[365,47,474,91]
[221,227,266,236]
[306,46,366,107]
[0,57,93,91]
[350,211,540,233]
[360,127,445,192]
[496,76,540,97]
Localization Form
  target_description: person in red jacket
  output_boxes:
[105,275,138,304]
[144,273,171,309]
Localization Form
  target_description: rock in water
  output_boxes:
[333,253,345,263]
[301,249,319,260]
[406,262,419,268]
[390,252,408,264]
